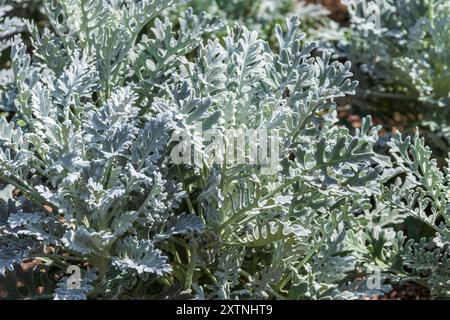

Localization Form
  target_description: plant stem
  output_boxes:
[183,249,196,290]
[176,165,197,216]
[36,253,87,262]
[359,89,417,101]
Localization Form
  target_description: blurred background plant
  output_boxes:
[0,0,44,81]
[338,0,450,161]
[166,0,344,46]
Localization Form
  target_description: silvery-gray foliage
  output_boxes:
[0,1,23,52]
[54,267,97,300]
[170,0,337,44]
[342,0,450,148]
[380,132,450,298]
[0,0,222,299]
[0,0,46,89]
[0,0,447,300]
[130,13,396,299]
[0,0,25,86]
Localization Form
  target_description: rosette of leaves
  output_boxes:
[341,0,450,156]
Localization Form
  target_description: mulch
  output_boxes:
[305,0,349,25]
[363,282,431,300]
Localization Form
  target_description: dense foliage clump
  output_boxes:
[342,0,450,153]
[0,0,448,300]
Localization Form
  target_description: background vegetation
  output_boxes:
[0,0,448,300]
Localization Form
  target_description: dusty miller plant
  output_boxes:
[0,0,27,86]
[330,0,450,299]
[0,0,223,299]
[379,132,450,298]
[0,0,446,300]
[341,0,450,155]
[168,0,343,46]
